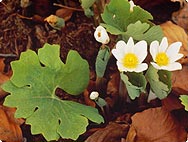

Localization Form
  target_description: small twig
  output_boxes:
[0,2,10,11]
[0,53,17,58]
[53,3,83,11]
[16,13,33,20]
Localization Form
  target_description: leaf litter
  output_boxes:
[0,0,188,142]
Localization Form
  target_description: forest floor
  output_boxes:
[0,0,188,142]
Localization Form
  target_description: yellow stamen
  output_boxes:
[98,32,101,37]
[155,52,169,66]
[122,53,138,68]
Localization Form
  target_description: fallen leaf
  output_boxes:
[85,122,129,142]
[172,3,188,33]
[0,58,11,99]
[126,107,187,142]
[106,72,120,107]
[162,92,184,111]
[56,8,73,22]
[160,21,188,65]
[83,80,96,107]
[0,105,24,142]
[172,65,188,94]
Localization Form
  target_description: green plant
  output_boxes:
[2,43,104,141]
[94,0,183,101]
[180,95,188,111]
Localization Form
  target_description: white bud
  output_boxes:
[90,91,99,100]
[129,0,135,12]
[94,26,110,44]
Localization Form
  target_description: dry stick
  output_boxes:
[0,2,10,11]
[16,13,33,20]
[0,53,17,58]
[53,3,83,11]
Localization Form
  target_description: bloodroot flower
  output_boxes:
[150,37,183,71]
[94,25,110,44]
[112,37,148,73]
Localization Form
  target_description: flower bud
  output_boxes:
[94,26,110,44]
[89,91,99,100]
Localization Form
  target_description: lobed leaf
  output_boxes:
[120,72,147,100]
[180,95,188,111]
[80,0,96,17]
[145,65,172,99]
[2,43,104,141]
[101,0,153,32]
[95,46,110,78]
[125,21,163,43]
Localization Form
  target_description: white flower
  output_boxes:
[90,91,99,100]
[150,37,183,71]
[112,37,148,72]
[129,0,135,12]
[94,25,110,44]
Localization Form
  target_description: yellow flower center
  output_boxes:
[155,52,169,66]
[122,53,138,68]
[98,32,101,37]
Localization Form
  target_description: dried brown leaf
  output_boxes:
[0,106,24,142]
[56,8,73,22]
[0,58,11,99]
[126,107,187,142]
[173,3,188,33]
[86,122,129,142]
[160,21,188,65]
[162,93,184,111]
[83,80,96,107]
[172,65,188,94]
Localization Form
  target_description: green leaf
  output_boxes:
[80,0,96,17]
[2,43,104,141]
[120,72,147,100]
[100,23,124,35]
[180,95,188,111]
[96,98,107,107]
[125,21,163,43]
[145,65,172,99]
[95,46,110,77]
[101,0,153,32]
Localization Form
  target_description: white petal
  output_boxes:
[112,48,124,61]
[96,25,106,31]
[126,37,134,52]
[116,40,129,54]
[165,62,182,71]
[150,40,159,61]
[166,42,182,57]
[116,61,128,72]
[101,32,110,44]
[134,40,147,63]
[134,63,148,72]
[159,37,168,52]
[150,62,161,70]
[129,0,135,12]
[126,68,135,72]
[169,53,184,63]
[116,40,127,48]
